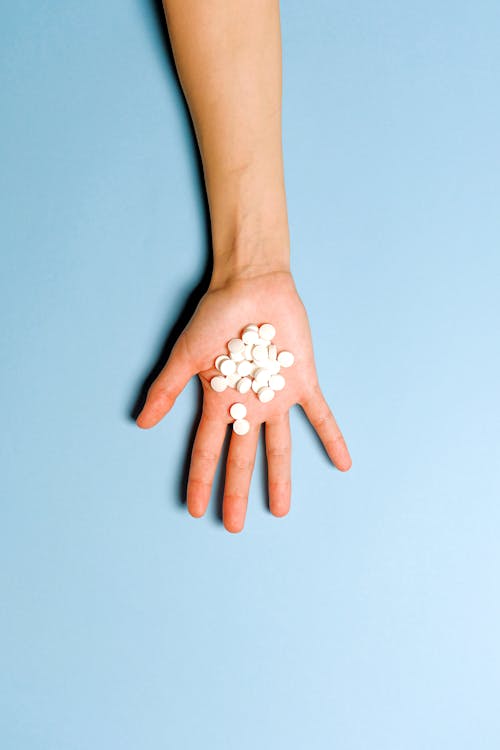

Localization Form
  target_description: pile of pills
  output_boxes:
[210,323,295,435]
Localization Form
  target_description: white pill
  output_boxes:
[277,350,294,368]
[228,338,245,354]
[268,344,277,360]
[252,379,261,394]
[252,344,268,361]
[226,372,240,388]
[269,373,285,391]
[237,359,253,377]
[233,418,250,436]
[230,402,247,420]
[244,344,254,360]
[242,329,259,345]
[230,351,245,362]
[244,324,258,332]
[236,377,252,394]
[220,358,237,376]
[267,359,281,375]
[254,367,271,385]
[215,354,229,371]
[259,323,276,341]
[258,387,275,403]
[256,338,270,348]
[210,376,228,392]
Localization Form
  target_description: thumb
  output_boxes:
[136,336,194,429]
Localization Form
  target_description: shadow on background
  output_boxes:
[129,0,213,510]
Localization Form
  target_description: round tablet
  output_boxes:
[254,367,271,385]
[252,379,261,394]
[252,345,268,361]
[269,373,285,391]
[259,323,276,341]
[230,402,247,420]
[236,377,252,394]
[267,359,281,375]
[237,360,253,377]
[244,344,254,360]
[268,344,277,361]
[220,358,237,376]
[258,387,275,403]
[242,329,259,345]
[277,350,294,368]
[228,338,245,354]
[233,418,250,436]
[215,355,230,371]
[230,353,245,364]
[243,324,258,332]
[210,376,227,392]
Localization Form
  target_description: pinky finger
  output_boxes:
[300,385,352,471]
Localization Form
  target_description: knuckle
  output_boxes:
[227,456,253,472]
[315,408,334,428]
[191,447,219,464]
[149,381,173,404]
[187,477,212,489]
[267,447,288,461]
[224,490,248,502]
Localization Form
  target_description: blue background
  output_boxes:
[1,1,499,747]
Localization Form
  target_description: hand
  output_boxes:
[136,270,352,532]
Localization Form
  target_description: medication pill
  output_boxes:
[230,402,247,420]
[220,358,237,376]
[237,360,253,377]
[242,328,259,345]
[265,359,281,375]
[269,373,285,391]
[236,377,252,394]
[254,367,271,385]
[258,387,275,403]
[259,323,276,341]
[228,338,245,354]
[215,355,230,371]
[226,372,240,388]
[210,376,228,392]
[252,345,268,361]
[256,338,270,348]
[244,344,254,360]
[230,351,245,363]
[233,418,250,436]
[252,379,261,394]
[268,344,277,360]
[277,351,294,368]
[243,324,258,332]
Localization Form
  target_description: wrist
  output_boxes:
[210,227,290,289]
[210,248,290,290]
[208,183,290,289]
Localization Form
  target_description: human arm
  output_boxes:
[136,0,352,532]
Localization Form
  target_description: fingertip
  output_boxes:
[187,493,208,518]
[270,503,290,518]
[135,412,153,429]
[269,482,291,518]
[334,454,352,472]
[223,513,245,534]
[188,505,206,519]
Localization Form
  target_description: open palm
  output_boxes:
[137,271,351,532]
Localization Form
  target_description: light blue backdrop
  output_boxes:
[1,1,499,748]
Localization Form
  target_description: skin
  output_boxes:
[136,1,352,532]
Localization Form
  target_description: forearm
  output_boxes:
[163,0,290,285]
